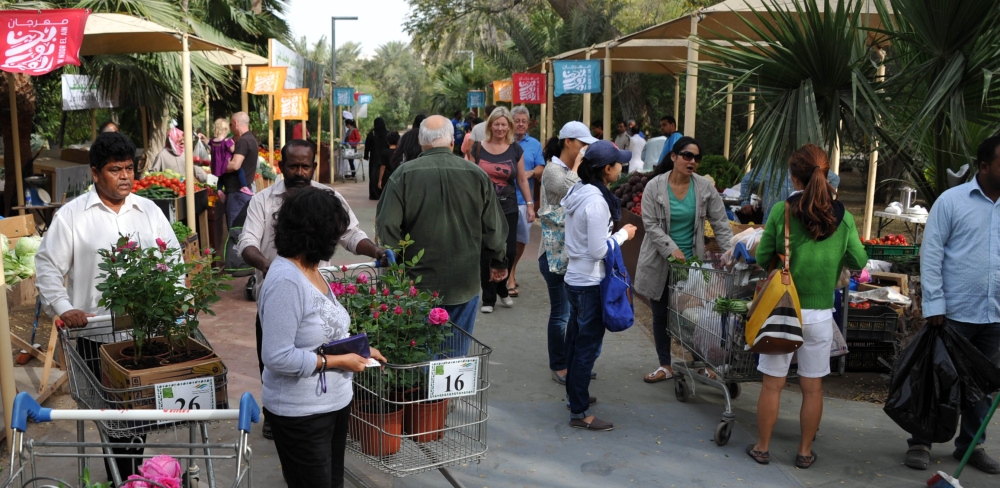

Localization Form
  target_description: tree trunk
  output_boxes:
[143,108,171,175]
[0,74,37,217]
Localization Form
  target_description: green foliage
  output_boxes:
[698,154,742,188]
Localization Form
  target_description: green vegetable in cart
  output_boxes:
[172,221,192,242]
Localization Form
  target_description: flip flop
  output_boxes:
[795,451,818,469]
[643,367,674,383]
[746,444,770,465]
[508,287,519,298]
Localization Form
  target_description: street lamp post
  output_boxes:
[331,16,357,181]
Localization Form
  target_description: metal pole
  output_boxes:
[582,50,592,128]
[331,17,358,182]
[683,15,699,138]
[863,50,887,239]
[6,73,25,215]
[723,81,733,160]
[329,86,335,182]
[315,93,322,181]
[182,35,196,232]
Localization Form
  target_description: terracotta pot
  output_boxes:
[403,398,449,443]
[350,403,403,456]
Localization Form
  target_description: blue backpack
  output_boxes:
[600,240,634,332]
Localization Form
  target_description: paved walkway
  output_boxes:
[6,177,996,488]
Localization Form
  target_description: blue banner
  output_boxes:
[357,93,373,105]
[553,60,601,96]
[467,90,485,108]
[333,87,355,106]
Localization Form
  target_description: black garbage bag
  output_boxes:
[883,324,1000,443]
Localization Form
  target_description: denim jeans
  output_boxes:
[648,282,673,367]
[539,255,570,371]
[444,296,480,356]
[908,319,1000,451]
[565,284,606,418]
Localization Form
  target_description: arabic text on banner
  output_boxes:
[553,60,601,97]
[493,80,513,102]
[512,73,547,104]
[269,39,304,89]
[0,9,89,75]
[275,88,310,120]
[247,66,287,95]
[467,90,485,108]
[333,87,355,107]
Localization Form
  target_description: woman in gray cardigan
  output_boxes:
[634,137,733,384]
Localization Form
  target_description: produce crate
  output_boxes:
[864,244,919,260]
[181,234,200,263]
[845,305,899,341]
[844,341,895,372]
[151,188,209,224]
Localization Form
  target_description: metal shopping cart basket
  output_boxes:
[2,391,259,488]
[55,317,233,486]
[320,259,491,487]
[666,261,767,446]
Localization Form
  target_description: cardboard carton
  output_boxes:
[5,275,37,308]
[868,272,909,296]
[0,215,37,245]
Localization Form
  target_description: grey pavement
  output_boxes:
[5,178,996,488]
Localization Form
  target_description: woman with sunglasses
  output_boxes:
[634,137,734,384]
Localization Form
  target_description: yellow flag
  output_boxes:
[274,89,310,120]
[246,66,287,95]
[493,80,513,102]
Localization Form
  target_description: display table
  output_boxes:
[873,211,926,242]
[11,204,62,233]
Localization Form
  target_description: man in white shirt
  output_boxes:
[35,131,178,480]
[238,139,386,439]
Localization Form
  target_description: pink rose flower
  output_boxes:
[432,291,439,298]
[409,286,418,297]
[345,284,358,295]
[156,238,168,252]
[410,340,417,347]
[357,274,369,284]
[139,455,182,479]
[393,305,403,315]
[127,240,138,250]
[380,303,388,312]
[122,475,153,488]
[156,263,168,272]
[428,307,450,325]
[373,311,380,319]
[153,477,181,488]
[341,265,348,272]
[204,247,212,255]
[329,282,346,297]
[369,286,376,295]
[382,288,390,297]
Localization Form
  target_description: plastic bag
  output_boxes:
[883,324,1000,443]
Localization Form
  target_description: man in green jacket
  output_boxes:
[377,115,509,343]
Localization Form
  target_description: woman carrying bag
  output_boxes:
[538,121,597,385]
[634,137,735,384]
[561,140,637,431]
[745,144,867,469]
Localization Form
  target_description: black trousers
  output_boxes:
[77,338,146,481]
[255,313,267,421]
[480,211,518,306]
[265,403,352,488]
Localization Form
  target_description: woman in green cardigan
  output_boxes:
[746,144,868,469]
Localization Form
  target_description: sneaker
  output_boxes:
[262,419,274,440]
[500,297,514,308]
[954,447,1000,474]
[480,306,494,314]
[569,416,614,431]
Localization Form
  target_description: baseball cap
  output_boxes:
[584,140,631,167]
[558,121,598,144]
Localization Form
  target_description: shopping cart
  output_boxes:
[666,261,766,446]
[54,317,233,486]
[320,259,491,487]
[338,143,365,183]
[2,391,258,488]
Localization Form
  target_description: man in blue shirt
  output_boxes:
[904,136,1000,475]
[656,115,683,168]
[451,110,468,156]
[509,105,545,297]
[736,165,841,224]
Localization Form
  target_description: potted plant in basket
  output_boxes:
[95,235,231,370]
[331,236,454,450]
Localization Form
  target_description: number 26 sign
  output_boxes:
[428,358,479,400]
[156,378,216,410]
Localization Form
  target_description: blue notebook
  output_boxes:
[318,333,371,358]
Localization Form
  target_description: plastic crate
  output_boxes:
[864,244,919,260]
[845,305,899,341]
[844,341,896,372]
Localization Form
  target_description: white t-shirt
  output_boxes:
[628,134,646,173]
[470,122,487,142]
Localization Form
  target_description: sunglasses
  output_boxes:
[677,151,702,163]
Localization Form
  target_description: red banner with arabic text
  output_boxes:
[512,73,547,104]
[0,9,89,75]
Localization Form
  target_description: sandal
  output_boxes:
[795,451,818,469]
[508,287,519,298]
[644,367,674,383]
[746,444,769,465]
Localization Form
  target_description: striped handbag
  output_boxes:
[744,203,804,354]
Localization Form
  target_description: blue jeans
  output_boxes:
[565,284,606,418]
[908,319,1000,451]
[539,255,570,371]
[444,296,480,357]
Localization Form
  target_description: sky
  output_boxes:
[281,0,414,57]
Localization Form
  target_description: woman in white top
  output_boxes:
[560,140,637,432]
[627,126,646,173]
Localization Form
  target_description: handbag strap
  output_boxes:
[781,202,792,285]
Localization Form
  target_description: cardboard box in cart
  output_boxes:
[98,337,228,410]
[1,215,40,307]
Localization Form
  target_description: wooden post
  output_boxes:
[6,73,25,215]
[746,87,756,172]
[315,96,322,181]
[268,95,275,171]
[602,47,612,141]
[683,16,699,138]
[329,87,335,181]
[205,84,210,138]
[723,82,733,160]
[279,117,286,150]
[546,62,554,141]
[673,76,681,123]
[240,58,248,114]
[582,50,592,127]
[182,35,196,232]
[863,50,887,239]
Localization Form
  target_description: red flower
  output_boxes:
[341,265,348,272]
[345,284,358,295]
[393,305,403,315]
[409,286,418,297]
[379,303,389,312]
[329,282,346,297]
[428,308,450,325]
[410,340,416,347]
[369,286,376,295]
[357,274,369,285]
[373,311,380,319]
[155,238,168,252]
[432,291,439,298]
[382,288,390,297]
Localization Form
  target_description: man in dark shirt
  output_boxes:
[222,111,258,226]
[377,115,508,349]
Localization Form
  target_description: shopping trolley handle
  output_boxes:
[238,392,260,433]
[54,314,113,328]
[733,242,756,265]
[11,392,52,431]
[379,249,396,268]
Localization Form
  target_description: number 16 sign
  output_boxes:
[428,358,479,400]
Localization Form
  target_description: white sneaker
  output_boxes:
[480,306,494,314]
[501,297,514,308]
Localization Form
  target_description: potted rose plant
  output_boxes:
[95,235,230,369]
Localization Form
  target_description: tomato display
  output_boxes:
[863,234,909,246]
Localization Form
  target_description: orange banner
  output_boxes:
[246,66,287,95]
[275,88,309,120]
[493,80,513,102]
